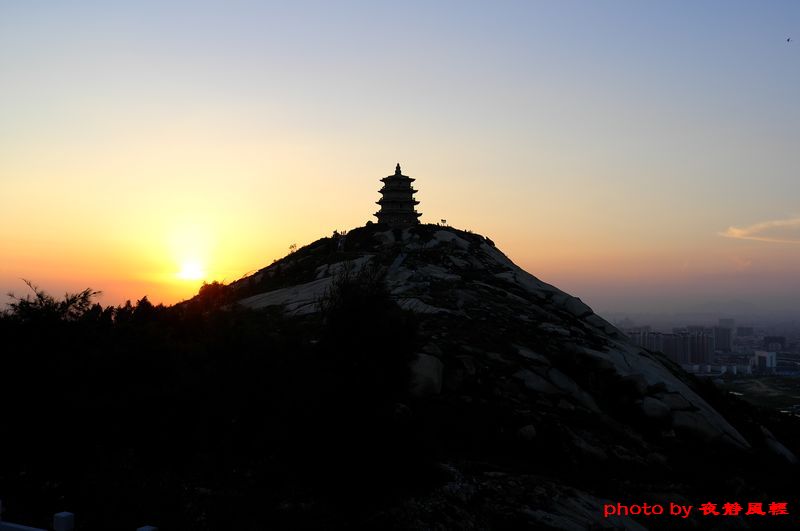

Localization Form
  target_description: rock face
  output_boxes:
[222,223,793,529]
[409,353,444,397]
[232,224,748,449]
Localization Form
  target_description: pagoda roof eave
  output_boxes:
[381,176,416,182]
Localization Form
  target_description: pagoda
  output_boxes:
[374,163,422,227]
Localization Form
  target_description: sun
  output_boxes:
[177,260,205,281]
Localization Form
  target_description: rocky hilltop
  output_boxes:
[218,222,796,530]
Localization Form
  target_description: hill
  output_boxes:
[192,221,799,530]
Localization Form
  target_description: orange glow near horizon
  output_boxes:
[3,175,800,314]
[3,205,800,315]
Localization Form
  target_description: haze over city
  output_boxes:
[2,1,799,318]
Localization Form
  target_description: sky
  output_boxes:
[1,1,799,318]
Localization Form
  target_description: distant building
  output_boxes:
[753,350,777,372]
[714,326,733,352]
[625,326,650,347]
[688,332,715,364]
[661,333,682,363]
[763,336,786,351]
[719,318,735,330]
[736,326,754,337]
[685,363,752,376]
[644,332,663,353]
[375,163,422,227]
[627,328,713,365]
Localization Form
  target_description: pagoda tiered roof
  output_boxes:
[374,164,422,227]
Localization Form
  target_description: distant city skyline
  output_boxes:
[2,1,799,317]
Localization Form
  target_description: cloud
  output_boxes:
[721,217,800,244]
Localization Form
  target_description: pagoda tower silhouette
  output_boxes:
[375,163,422,227]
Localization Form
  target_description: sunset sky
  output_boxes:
[2,1,799,317]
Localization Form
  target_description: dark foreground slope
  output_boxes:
[1,223,798,530]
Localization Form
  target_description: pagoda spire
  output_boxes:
[375,163,422,227]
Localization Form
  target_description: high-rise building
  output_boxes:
[629,328,713,365]
[644,332,663,353]
[661,333,686,364]
[753,350,777,372]
[714,326,733,352]
[689,332,715,363]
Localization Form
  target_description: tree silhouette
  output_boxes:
[5,279,100,322]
